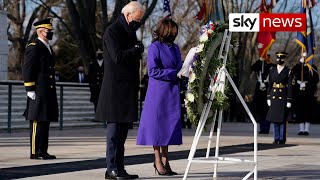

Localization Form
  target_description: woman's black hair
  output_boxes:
[152,18,178,43]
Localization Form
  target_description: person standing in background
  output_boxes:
[251,54,275,134]
[23,18,58,160]
[95,1,145,179]
[73,65,87,83]
[89,49,104,112]
[291,52,319,135]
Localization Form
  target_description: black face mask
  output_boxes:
[129,20,141,31]
[97,54,103,60]
[277,59,285,65]
[46,31,53,40]
[164,35,177,44]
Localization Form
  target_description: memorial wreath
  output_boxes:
[185,21,237,129]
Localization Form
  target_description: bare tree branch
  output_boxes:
[33,0,73,37]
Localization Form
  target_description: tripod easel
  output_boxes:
[183,29,258,180]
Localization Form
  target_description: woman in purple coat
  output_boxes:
[137,18,182,176]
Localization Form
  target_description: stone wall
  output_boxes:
[0,11,8,80]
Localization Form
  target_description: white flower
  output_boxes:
[257,43,263,49]
[184,98,189,104]
[196,43,204,53]
[199,33,208,43]
[201,59,205,65]
[207,29,214,34]
[189,72,196,82]
[186,93,195,102]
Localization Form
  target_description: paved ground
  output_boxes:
[1,122,320,180]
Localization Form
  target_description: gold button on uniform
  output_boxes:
[50,85,53,88]
[50,75,52,78]
[279,97,282,99]
[273,89,276,92]
[272,96,275,99]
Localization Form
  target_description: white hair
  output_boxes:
[121,1,145,15]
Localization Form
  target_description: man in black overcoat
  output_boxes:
[23,18,58,160]
[291,52,319,135]
[95,1,145,179]
[251,54,274,134]
[73,65,87,83]
[89,49,104,112]
[266,52,292,144]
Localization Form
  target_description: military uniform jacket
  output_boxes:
[89,60,104,103]
[266,66,292,123]
[251,60,274,119]
[23,39,58,122]
[291,63,319,122]
[95,14,141,123]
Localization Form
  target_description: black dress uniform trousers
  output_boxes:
[106,122,129,172]
[30,120,50,155]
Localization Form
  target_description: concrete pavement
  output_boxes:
[1,122,320,180]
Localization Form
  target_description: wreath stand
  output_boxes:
[183,29,258,180]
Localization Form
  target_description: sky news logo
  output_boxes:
[229,13,306,32]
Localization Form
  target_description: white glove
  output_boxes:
[299,57,304,63]
[300,82,306,89]
[267,100,271,106]
[286,102,292,108]
[27,91,36,100]
[259,82,266,91]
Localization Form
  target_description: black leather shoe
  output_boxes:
[273,140,279,144]
[163,163,178,176]
[298,131,304,135]
[30,154,41,159]
[119,170,139,179]
[279,140,286,144]
[41,153,56,160]
[303,131,309,135]
[105,170,130,179]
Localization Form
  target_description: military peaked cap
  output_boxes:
[33,18,53,30]
[275,52,288,59]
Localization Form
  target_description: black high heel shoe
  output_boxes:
[153,163,168,175]
[163,163,178,175]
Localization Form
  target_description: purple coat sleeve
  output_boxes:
[147,43,177,82]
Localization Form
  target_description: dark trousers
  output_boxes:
[259,118,270,133]
[106,122,129,172]
[273,122,286,142]
[93,101,98,112]
[30,120,50,155]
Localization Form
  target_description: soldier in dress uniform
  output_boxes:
[251,54,275,134]
[291,52,319,135]
[266,52,292,144]
[23,18,58,160]
[89,49,104,112]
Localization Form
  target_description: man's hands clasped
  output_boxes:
[135,41,144,54]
